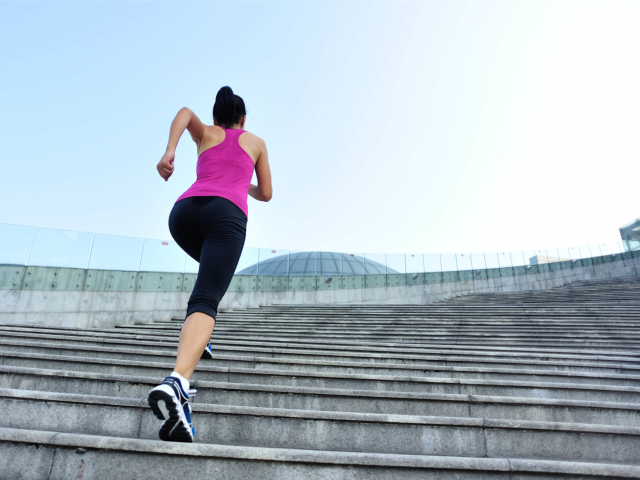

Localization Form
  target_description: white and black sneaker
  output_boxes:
[148,376,195,442]
[201,342,214,360]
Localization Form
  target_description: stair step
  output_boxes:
[3,351,640,387]
[4,365,640,404]
[3,389,640,464]
[4,427,640,479]
[2,338,638,375]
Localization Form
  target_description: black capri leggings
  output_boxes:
[169,196,247,320]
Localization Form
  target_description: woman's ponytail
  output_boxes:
[213,86,246,128]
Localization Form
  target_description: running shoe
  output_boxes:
[148,376,195,442]
[201,342,214,359]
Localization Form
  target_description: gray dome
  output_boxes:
[237,252,397,276]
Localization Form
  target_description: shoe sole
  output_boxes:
[148,389,193,443]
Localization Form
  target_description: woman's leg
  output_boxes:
[149,197,246,442]
[173,312,215,379]
[171,196,247,380]
[167,196,216,379]
[147,198,206,442]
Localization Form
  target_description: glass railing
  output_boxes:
[0,222,634,279]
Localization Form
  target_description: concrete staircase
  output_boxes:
[1,276,640,478]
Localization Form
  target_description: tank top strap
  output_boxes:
[224,128,246,148]
[223,128,245,138]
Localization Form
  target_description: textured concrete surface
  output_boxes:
[2,389,640,463]
[2,428,640,480]
[1,275,640,478]
[4,364,640,403]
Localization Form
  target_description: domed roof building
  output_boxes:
[237,251,397,276]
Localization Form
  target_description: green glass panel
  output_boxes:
[442,271,458,283]
[23,266,86,291]
[0,266,25,290]
[303,276,317,290]
[364,274,386,288]
[317,275,335,290]
[135,272,163,292]
[425,272,442,284]
[458,270,474,281]
[22,266,57,290]
[548,260,561,271]
[558,260,573,270]
[342,275,364,289]
[85,270,137,292]
[537,263,551,273]
[486,268,501,279]
[182,274,197,292]
[166,273,185,292]
[473,269,488,280]
[288,277,305,291]
[513,266,527,276]
[387,274,406,287]
[233,275,257,291]
[499,267,514,277]
[50,268,86,291]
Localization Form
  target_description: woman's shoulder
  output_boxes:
[197,125,227,155]
[238,130,265,148]
[238,130,265,162]
[239,130,265,147]
[239,130,262,140]
[203,124,226,142]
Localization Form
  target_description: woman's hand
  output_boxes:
[157,149,175,181]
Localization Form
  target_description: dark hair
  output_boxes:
[213,86,246,128]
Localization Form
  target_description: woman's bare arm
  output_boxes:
[157,108,205,181]
[248,139,272,201]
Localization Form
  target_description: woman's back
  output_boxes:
[176,126,256,217]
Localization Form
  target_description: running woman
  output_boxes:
[148,86,272,442]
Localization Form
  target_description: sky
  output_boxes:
[1,0,639,257]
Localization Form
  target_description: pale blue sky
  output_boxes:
[1,0,638,255]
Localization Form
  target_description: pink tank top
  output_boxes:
[176,128,255,217]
